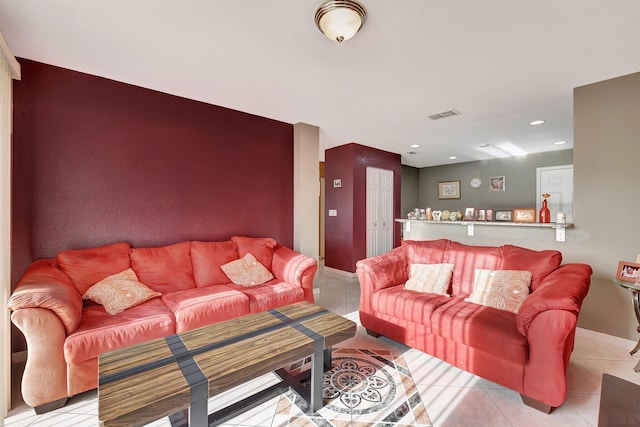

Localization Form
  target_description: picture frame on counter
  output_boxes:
[495,210,512,222]
[476,209,486,221]
[486,209,494,221]
[463,207,475,221]
[616,261,640,283]
[513,208,536,223]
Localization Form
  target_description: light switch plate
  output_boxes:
[328,209,337,217]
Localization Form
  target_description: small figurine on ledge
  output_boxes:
[539,193,551,223]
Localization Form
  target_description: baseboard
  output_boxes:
[11,351,26,364]
[323,267,356,278]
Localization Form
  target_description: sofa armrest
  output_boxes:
[356,246,408,292]
[271,246,318,303]
[8,259,83,335]
[516,263,592,336]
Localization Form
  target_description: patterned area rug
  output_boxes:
[273,348,432,426]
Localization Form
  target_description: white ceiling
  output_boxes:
[1,1,639,167]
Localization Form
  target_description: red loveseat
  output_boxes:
[356,239,591,412]
[8,236,317,413]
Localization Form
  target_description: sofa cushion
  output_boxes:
[82,268,161,315]
[500,245,562,291]
[190,240,239,287]
[221,253,274,286]
[64,298,175,364]
[402,239,448,266]
[130,241,195,293]
[405,263,453,295]
[431,297,528,364]
[372,286,451,327]
[57,242,132,295]
[231,236,278,269]
[161,285,251,333]
[466,269,531,314]
[230,280,304,313]
[443,241,503,296]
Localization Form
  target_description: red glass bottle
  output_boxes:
[539,199,551,223]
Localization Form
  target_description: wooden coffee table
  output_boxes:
[98,301,356,426]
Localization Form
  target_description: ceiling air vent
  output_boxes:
[428,109,461,120]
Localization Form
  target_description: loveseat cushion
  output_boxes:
[372,286,451,327]
[402,239,448,266]
[430,297,528,364]
[230,280,304,313]
[130,241,196,293]
[190,240,239,287]
[63,298,175,364]
[57,242,132,295]
[161,285,251,333]
[231,236,277,269]
[500,245,562,291]
[443,241,503,296]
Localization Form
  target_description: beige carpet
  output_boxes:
[273,348,432,427]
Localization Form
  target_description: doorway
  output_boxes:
[366,167,394,258]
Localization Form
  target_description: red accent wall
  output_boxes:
[324,143,401,272]
[11,59,294,286]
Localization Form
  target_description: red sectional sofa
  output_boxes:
[356,239,592,412]
[8,236,317,413]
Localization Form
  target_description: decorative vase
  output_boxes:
[539,198,551,223]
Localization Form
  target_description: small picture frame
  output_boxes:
[490,176,505,192]
[438,180,461,199]
[486,209,494,222]
[616,261,640,283]
[463,207,476,221]
[476,209,486,221]
[495,210,512,222]
[514,208,536,223]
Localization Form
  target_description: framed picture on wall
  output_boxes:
[438,180,461,199]
[616,261,640,283]
[490,176,506,192]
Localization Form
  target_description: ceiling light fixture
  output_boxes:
[449,156,457,160]
[529,120,545,126]
[554,141,567,145]
[315,0,367,43]
[410,144,420,148]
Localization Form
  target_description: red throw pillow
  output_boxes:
[500,245,562,291]
[57,242,132,295]
[190,240,239,287]
[130,241,195,293]
[231,236,277,269]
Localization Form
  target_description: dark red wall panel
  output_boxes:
[325,143,401,272]
[11,59,294,286]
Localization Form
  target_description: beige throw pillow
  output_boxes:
[221,253,274,286]
[404,263,454,295]
[467,269,532,313]
[82,268,161,315]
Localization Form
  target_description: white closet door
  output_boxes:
[366,167,394,257]
[536,165,574,222]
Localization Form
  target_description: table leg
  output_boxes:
[310,347,324,412]
[632,290,640,356]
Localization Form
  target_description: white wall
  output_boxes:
[293,123,320,260]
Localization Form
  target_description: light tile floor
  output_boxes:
[5,266,640,426]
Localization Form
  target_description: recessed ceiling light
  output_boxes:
[449,156,457,160]
[529,120,545,126]
[410,144,420,148]
[553,141,567,145]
